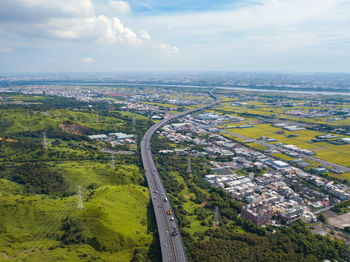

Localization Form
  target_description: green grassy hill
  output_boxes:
[0,95,159,262]
[0,185,154,261]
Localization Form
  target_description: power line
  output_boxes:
[17,174,93,259]
[187,158,192,174]
[78,185,84,210]
[42,132,48,149]
[213,206,219,227]
[111,153,115,168]
[96,113,99,123]
[132,115,136,132]
[15,199,78,259]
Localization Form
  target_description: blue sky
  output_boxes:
[1,0,350,73]
[128,0,244,14]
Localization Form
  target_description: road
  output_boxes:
[141,89,220,262]
[222,130,350,173]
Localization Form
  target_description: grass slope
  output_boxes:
[0,185,154,262]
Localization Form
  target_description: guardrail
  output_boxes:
[141,89,220,262]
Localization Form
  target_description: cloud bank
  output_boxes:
[0,0,154,47]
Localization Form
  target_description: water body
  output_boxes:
[217,86,350,96]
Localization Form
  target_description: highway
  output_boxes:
[222,130,350,173]
[141,89,220,262]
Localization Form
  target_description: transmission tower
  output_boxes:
[213,206,219,226]
[187,158,192,174]
[26,109,30,119]
[78,186,84,210]
[132,115,136,132]
[96,113,99,123]
[111,153,115,168]
[42,132,48,149]
[132,115,139,144]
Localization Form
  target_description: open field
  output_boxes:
[0,184,154,262]
[213,99,350,127]
[224,123,350,168]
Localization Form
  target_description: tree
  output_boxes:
[12,162,68,194]
[61,216,85,244]
[318,213,326,223]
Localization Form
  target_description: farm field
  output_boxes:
[223,123,350,168]
[213,99,350,126]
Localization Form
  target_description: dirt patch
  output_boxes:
[183,194,190,199]
[327,212,350,229]
[0,252,8,259]
[59,120,94,136]
[323,210,338,219]
[5,138,18,142]
[199,201,207,207]
[310,224,329,236]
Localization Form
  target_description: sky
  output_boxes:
[1,0,350,73]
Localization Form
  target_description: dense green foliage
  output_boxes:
[61,216,85,244]
[190,222,349,262]
[12,162,68,194]
[331,199,350,214]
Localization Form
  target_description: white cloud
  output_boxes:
[81,57,94,63]
[158,43,179,55]
[139,30,151,41]
[0,0,149,47]
[47,15,143,45]
[142,0,350,53]
[109,0,131,13]
[0,0,94,22]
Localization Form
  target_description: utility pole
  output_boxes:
[96,112,99,123]
[132,115,138,144]
[111,153,115,168]
[213,206,219,226]
[132,115,136,132]
[187,158,192,174]
[42,132,48,149]
[78,186,84,210]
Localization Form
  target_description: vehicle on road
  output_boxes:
[172,227,178,236]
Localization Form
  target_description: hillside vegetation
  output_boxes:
[0,94,159,262]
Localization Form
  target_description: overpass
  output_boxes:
[141,89,220,262]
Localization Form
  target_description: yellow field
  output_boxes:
[224,124,350,168]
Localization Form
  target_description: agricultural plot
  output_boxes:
[224,123,350,168]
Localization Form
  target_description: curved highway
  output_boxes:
[141,89,220,262]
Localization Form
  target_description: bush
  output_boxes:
[61,216,85,244]
[12,162,68,194]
